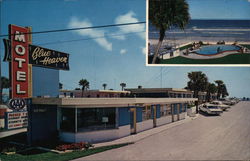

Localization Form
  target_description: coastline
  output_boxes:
[149,38,250,47]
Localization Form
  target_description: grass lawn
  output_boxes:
[159,53,250,64]
[0,143,131,161]
[0,132,132,161]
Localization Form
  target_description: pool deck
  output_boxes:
[158,42,250,60]
[180,51,244,59]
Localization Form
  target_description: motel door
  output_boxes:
[130,108,136,134]
[177,104,180,121]
[153,105,157,127]
[171,104,174,122]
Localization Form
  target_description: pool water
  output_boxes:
[195,45,241,55]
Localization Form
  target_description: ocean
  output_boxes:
[149,20,250,44]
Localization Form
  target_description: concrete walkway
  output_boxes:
[93,113,199,148]
[0,128,27,138]
[74,101,250,160]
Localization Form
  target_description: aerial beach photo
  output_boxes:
[148,0,250,65]
[0,0,250,160]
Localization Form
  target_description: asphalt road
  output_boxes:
[76,101,250,160]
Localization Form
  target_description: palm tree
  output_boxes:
[120,83,126,91]
[186,71,208,113]
[149,0,190,64]
[102,83,107,90]
[206,83,217,102]
[79,79,89,97]
[221,84,229,98]
[59,83,63,90]
[215,80,224,99]
[1,77,9,103]
[186,71,208,99]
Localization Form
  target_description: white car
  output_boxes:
[219,98,236,105]
[199,103,223,115]
[210,101,230,111]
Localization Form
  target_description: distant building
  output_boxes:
[125,88,194,98]
[60,89,131,98]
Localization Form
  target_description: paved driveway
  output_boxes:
[75,101,250,160]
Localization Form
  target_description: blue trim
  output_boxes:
[156,104,161,118]
[136,107,143,122]
[118,107,130,126]
[173,104,178,114]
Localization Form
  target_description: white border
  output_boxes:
[145,0,250,67]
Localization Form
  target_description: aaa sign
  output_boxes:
[10,25,29,98]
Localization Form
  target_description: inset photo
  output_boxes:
[147,0,250,65]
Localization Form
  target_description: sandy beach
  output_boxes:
[149,38,250,48]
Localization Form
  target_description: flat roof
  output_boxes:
[125,88,193,94]
[31,97,198,108]
[60,89,130,93]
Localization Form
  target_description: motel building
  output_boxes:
[27,97,197,144]
[3,24,197,145]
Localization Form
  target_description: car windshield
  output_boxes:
[207,106,218,109]
[211,102,219,105]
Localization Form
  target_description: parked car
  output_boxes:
[210,101,230,111]
[219,98,236,105]
[199,103,223,115]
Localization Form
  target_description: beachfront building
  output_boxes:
[27,97,197,144]
[126,88,217,102]
[60,89,131,98]
[125,88,194,98]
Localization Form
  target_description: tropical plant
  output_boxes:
[79,79,89,97]
[120,83,126,91]
[186,71,208,99]
[59,82,63,90]
[206,83,217,102]
[221,84,229,98]
[102,83,107,90]
[0,76,10,103]
[149,0,190,64]
[215,80,224,99]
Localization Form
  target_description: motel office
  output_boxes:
[27,97,197,144]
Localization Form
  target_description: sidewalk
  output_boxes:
[93,114,199,148]
[0,128,27,138]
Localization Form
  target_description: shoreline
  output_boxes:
[149,39,250,47]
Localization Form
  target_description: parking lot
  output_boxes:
[78,101,250,160]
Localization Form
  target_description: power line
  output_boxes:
[37,30,145,46]
[0,21,146,38]
[0,30,145,51]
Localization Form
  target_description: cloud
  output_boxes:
[113,11,145,40]
[248,0,250,2]
[141,47,146,55]
[120,49,127,55]
[68,17,112,51]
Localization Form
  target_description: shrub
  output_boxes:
[56,142,93,151]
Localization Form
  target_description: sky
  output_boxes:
[187,0,250,20]
[0,0,250,98]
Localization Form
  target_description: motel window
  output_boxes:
[160,105,167,117]
[160,104,171,116]
[61,108,75,132]
[142,106,151,121]
[77,108,116,132]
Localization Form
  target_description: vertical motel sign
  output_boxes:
[9,25,29,98]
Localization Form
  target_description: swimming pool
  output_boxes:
[195,45,241,55]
